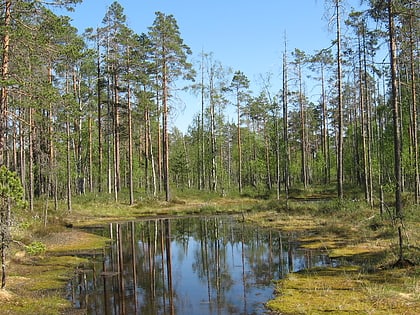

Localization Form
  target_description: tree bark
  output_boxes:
[96,31,103,193]
[0,0,11,167]
[162,59,170,202]
[388,0,404,261]
[127,81,134,205]
[282,44,290,206]
[336,0,344,200]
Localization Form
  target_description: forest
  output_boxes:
[0,0,418,313]
[0,0,418,206]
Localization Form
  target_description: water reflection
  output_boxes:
[69,216,330,314]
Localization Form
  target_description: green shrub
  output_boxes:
[25,241,47,256]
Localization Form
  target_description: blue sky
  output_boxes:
[62,0,365,132]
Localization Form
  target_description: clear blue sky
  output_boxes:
[62,0,365,132]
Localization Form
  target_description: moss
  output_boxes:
[0,295,71,315]
[2,255,89,315]
[267,266,420,315]
[299,235,343,250]
[329,243,385,258]
[45,230,109,253]
[245,211,325,231]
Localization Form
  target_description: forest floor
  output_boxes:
[0,191,419,315]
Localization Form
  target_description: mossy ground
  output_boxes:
[2,219,109,314]
[1,254,90,315]
[266,265,419,315]
[253,197,419,315]
[1,189,419,314]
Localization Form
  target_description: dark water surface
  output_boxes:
[68,216,331,315]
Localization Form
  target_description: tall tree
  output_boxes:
[230,70,250,194]
[0,0,11,168]
[335,0,345,200]
[148,12,194,201]
[101,1,128,201]
[387,0,405,264]
[282,40,290,204]
[292,48,309,188]
[309,48,334,185]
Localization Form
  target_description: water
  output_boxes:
[68,216,331,314]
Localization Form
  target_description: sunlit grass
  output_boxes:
[267,266,420,315]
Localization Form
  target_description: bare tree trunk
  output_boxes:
[200,53,206,190]
[297,59,308,188]
[145,102,157,197]
[358,37,371,204]
[210,77,217,192]
[97,31,103,193]
[362,34,374,206]
[336,0,344,199]
[113,72,120,202]
[28,109,34,212]
[19,109,26,199]
[237,91,242,194]
[156,87,162,194]
[388,0,404,262]
[264,117,272,191]
[127,82,134,205]
[162,61,170,202]
[0,0,10,170]
[73,70,85,195]
[408,1,419,203]
[66,113,72,212]
[320,61,330,184]
[88,115,93,193]
[282,43,290,206]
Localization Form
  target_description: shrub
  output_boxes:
[25,241,47,256]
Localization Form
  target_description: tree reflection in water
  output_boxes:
[69,216,331,314]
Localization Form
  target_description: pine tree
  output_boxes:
[148,12,194,201]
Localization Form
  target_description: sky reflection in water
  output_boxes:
[69,216,330,315]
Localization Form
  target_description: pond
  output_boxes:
[68,216,332,314]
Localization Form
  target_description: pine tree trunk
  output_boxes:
[408,1,419,203]
[336,0,344,199]
[210,79,217,192]
[200,55,206,190]
[127,82,134,205]
[358,37,370,204]
[320,62,330,184]
[0,0,10,168]
[298,61,307,188]
[66,114,72,212]
[237,91,242,194]
[28,109,34,212]
[162,61,170,202]
[388,0,404,262]
[97,32,103,193]
[113,73,120,202]
[282,47,290,206]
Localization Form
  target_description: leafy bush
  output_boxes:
[25,241,47,256]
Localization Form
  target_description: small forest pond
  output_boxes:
[68,216,332,314]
